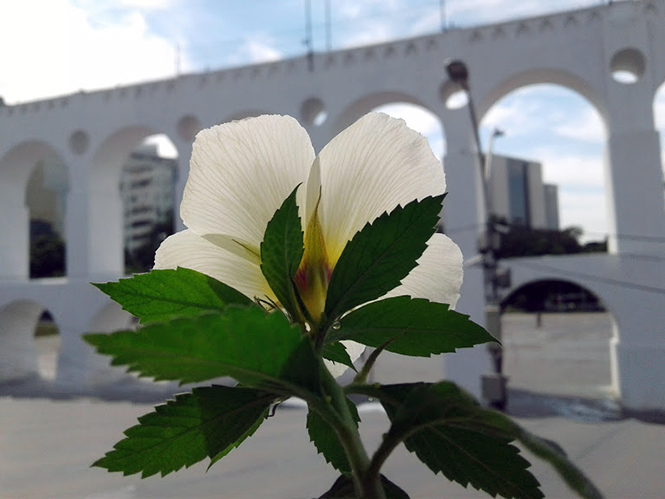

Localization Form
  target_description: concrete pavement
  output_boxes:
[0,313,663,498]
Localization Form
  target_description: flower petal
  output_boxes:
[387,233,463,308]
[154,229,274,302]
[315,112,446,264]
[181,115,315,253]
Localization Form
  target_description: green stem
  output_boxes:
[319,364,386,499]
[352,335,402,385]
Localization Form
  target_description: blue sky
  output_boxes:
[2,0,664,242]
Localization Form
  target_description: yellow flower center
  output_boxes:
[294,202,331,325]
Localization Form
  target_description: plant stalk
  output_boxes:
[319,364,386,499]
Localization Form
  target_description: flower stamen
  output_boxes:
[294,197,331,326]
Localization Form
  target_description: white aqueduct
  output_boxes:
[1,1,665,410]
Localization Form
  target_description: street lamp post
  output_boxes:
[445,59,508,410]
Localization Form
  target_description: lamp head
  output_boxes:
[444,59,469,87]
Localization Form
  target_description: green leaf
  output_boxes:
[324,196,443,325]
[507,423,604,499]
[307,397,360,474]
[93,267,253,325]
[93,385,275,478]
[332,296,495,356]
[260,186,304,320]
[365,382,545,499]
[84,306,321,399]
[322,342,357,372]
[307,409,351,474]
[319,474,410,499]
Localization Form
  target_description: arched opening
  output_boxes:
[371,102,446,162]
[92,128,178,275]
[0,141,69,280]
[334,94,445,157]
[480,83,608,249]
[26,157,68,279]
[0,301,61,382]
[121,135,178,274]
[501,279,613,400]
[654,80,665,182]
[34,310,61,381]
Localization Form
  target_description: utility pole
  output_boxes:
[440,0,447,32]
[325,0,332,51]
[175,43,181,77]
[304,0,314,71]
[444,59,509,410]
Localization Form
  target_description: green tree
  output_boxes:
[30,233,65,278]
[496,225,605,259]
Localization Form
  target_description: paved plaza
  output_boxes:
[1,313,664,498]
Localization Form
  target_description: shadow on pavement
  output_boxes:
[507,387,665,425]
[0,374,185,404]
[3,376,665,426]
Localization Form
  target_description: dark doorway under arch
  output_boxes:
[502,279,605,313]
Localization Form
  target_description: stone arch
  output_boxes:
[502,277,606,312]
[499,276,615,398]
[91,126,178,275]
[0,140,69,280]
[478,67,608,123]
[505,260,620,329]
[0,300,61,381]
[479,78,608,241]
[333,91,437,136]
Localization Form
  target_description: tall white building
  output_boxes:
[120,144,176,254]
[488,154,559,231]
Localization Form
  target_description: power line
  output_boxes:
[509,259,665,296]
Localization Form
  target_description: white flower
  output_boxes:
[154,113,463,373]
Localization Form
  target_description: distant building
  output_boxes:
[488,154,559,230]
[544,183,560,230]
[120,144,176,254]
[26,158,68,238]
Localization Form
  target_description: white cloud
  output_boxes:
[227,36,282,66]
[0,0,176,103]
[336,0,401,20]
[339,22,395,48]
[481,85,604,142]
[482,99,543,137]
[117,0,174,9]
[553,107,605,143]
[533,147,604,190]
[445,0,600,27]
[558,189,607,241]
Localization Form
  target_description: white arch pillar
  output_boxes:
[66,155,124,279]
[0,189,29,280]
[439,109,492,399]
[65,156,93,279]
[604,86,665,255]
[0,301,41,379]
